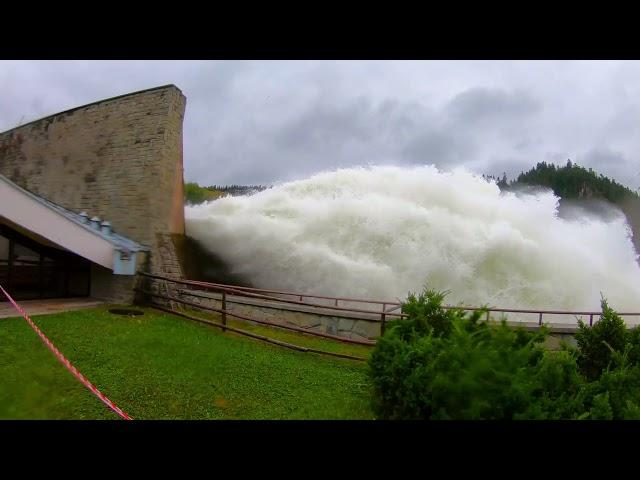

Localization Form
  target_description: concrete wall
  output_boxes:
[0,85,187,302]
[91,252,148,304]
[91,264,138,304]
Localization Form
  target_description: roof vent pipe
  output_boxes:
[79,212,89,224]
[101,220,112,235]
[90,216,101,230]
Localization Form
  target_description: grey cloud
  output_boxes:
[397,87,543,172]
[577,148,636,189]
[513,137,541,152]
[481,155,535,182]
[274,96,375,151]
[271,96,433,156]
[205,90,474,181]
[445,87,541,126]
[2,61,640,190]
[544,151,573,167]
[401,130,473,166]
[580,147,628,167]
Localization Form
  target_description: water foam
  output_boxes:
[185,165,640,313]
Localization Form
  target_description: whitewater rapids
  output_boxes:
[185,165,640,314]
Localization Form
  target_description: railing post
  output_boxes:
[538,312,543,326]
[221,290,227,332]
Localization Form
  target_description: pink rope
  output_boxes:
[0,284,132,420]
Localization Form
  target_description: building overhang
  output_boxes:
[0,174,149,275]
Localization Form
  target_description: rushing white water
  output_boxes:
[185,165,640,313]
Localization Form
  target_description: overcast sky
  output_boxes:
[1,60,639,190]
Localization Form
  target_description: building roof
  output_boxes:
[0,173,149,253]
[35,193,149,253]
[0,173,149,274]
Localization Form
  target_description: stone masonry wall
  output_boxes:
[90,252,149,304]
[0,85,187,302]
[90,265,138,304]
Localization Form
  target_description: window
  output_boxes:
[0,234,8,289]
[0,225,91,301]
[12,242,40,265]
[0,234,8,261]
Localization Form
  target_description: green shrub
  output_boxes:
[574,299,628,381]
[368,289,577,419]
[575,344,640,419]
[626,326,640,366]
[515,349,586,420]
[368,288,640,420]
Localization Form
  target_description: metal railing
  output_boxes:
[137,272,407,335]
[136,272,640,334]
[135,272,378,347]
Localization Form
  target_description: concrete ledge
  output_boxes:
[0,297,105,318]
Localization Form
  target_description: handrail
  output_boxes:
[135,287,376,346]
[137,271,640,327]
[177,286,403,319]
[151,305,367,361]
[181,278,402,306]
[138,271,405,318]
[438,305,640,316]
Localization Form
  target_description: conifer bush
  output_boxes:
[368,289,640,420]
[574,299,628,381]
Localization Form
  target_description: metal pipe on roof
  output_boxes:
[100,220,112,235]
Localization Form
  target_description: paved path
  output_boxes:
[0,297,105,319]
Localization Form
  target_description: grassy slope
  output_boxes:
[0,306,373,420]
[181,307,374,358]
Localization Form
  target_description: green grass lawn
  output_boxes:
[0,305,374,420]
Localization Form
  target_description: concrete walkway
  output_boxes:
[0,297,105,319]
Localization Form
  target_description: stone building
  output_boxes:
[0,85,186,304]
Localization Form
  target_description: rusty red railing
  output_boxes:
[137,271,640,331]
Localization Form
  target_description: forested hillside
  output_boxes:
[184,183,269,205]
[500,161,640,254]
[184,182,225,205]
[512,160,638,203]
[208,185,269,197]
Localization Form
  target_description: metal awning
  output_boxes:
[0,173,149,275]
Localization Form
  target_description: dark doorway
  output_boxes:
[0,223,91,301]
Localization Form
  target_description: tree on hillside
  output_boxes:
[184,182,271,205]
[184,182,224,205]
[497,173,508,189]
[511,160,638,203]
[504,160,640,255]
